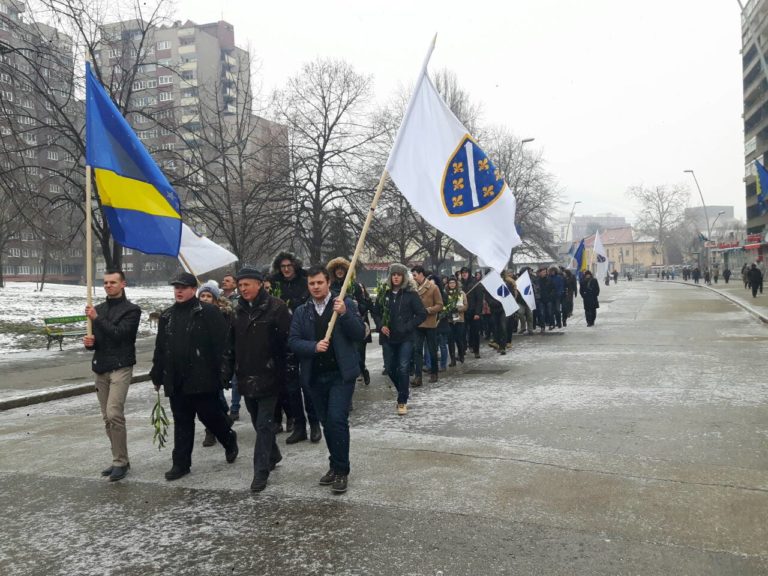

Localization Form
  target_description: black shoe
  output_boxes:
[448,360,456,367]
[381,368,388,376]
[474,352,481,359]
[285,418,295,433]
[331,474,348,494]
[250,476,268,492]
[273,423,284,434]
[362,369,370,386]
[225,431,239,463]
[270,452,283,471]
[101,462,129,477]
[310,422,322,443]
[109,465,129,482]
[165,465,190,481]
[285,428,308,444]
[202,429,217,447]
[319,469,336,485]
[229,411,239,421]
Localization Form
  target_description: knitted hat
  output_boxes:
[198,281,221,300]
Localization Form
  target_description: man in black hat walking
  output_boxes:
[224,267,292,492]
[150,272,238,481]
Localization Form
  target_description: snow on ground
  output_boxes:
[0,282,173,353]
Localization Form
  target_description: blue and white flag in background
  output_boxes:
[386,40,522,272]
[593,229,608,280]
[481,270,520,317]
[516,269,536,311]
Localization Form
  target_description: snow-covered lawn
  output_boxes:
[0,282,174,353]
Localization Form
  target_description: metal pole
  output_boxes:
[563,200,582,262]
[684,170,711,272]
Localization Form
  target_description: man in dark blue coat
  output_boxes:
[289,266,365,494]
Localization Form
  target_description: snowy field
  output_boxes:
[0,282,173,353]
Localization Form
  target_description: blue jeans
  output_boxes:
[383,340,413,404]
[243,395,280,480]
[307,372,355,475]
[413,328,438,377]
[230,375,241,414]
[424,333,448,370]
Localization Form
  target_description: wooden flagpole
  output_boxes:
[321,34,437,341]
[322,169,389,340]
[178,251,201,286]
[85,164,93,336]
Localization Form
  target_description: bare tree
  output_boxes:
[273,58,379,265]
[627,184,689,265]
[483,126,560,262]
[0,0,176,270]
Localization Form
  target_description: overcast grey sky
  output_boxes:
[185,0,746,223]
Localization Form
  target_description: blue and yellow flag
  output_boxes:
[756,160,768,216]
[85,63,181,257]
[571,239,587,272]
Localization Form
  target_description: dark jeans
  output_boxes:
[383,340,413,404]
[413,327,438,377]
[307,371,355,476]
[285,354,318,429]
[492,312,507,349]
[547,299,562,327]
[585,307,597,326]
[229,375,240,414]
[466,317,480,354]
[533,301,545,328]
[244,395,281,480]
[447,322,466,362]
[170,392,234,469]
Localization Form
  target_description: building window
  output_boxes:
[49,184,61,193]
[159,91,173,102]
[122,247,133,255]
[18,265,30,275]
[0,90,12,101]
[9,248,20,257]
[158,75,173,86]
[47,150,59,160]
[156,40,172,51]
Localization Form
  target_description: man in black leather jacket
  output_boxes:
[150,272,238,481]
[84,269,141,482]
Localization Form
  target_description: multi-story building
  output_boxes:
[742,0,768,235]
[582,227,660,275]
[571,214,627,242]
[0,0,84,283]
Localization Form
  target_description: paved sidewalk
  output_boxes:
[1,281,766,575]
[665,277,768,322]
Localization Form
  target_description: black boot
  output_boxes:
[310,422,322,443]
[165,465,190,481]
[202,429,216,447]
[225,430,238,463]
[285,427,308,444]
[362,369,370,386]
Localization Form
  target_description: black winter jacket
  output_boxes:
[270,269,309,312]
[87,294,141,374]
[150,298,228,396]
[375,288,426,344]
[579,277,601,309]
[224,290,291,399]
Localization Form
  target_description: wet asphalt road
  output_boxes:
[1,280,767,575]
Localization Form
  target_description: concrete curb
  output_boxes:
[0,372,151,411]
[666,280,768,324]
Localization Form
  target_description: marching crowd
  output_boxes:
[82,253,602,495]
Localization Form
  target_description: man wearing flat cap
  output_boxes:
[223,267,292,492]
[150,272,238,481]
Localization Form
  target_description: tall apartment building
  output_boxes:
[742,0,768,235]
[571,214,627,242]
[0,0,85,283]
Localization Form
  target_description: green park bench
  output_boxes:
[43,315,88,350]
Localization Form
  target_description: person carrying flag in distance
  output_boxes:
[288,266,365,494]
[374,264,427,415]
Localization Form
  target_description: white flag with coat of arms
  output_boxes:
[385,41,522,272]
[516,270,537,311]
[593,230,609,280]
[481,270,520,317]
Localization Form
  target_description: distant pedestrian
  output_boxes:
[612,270,618,284]
[83,269,141,482]
[723,268,731,284]
[150,272,238,482]
[288,266,365,494]
[579,270,601,327]
[748,264,764,298]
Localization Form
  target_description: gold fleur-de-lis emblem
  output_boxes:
[494,168,502,181]
[482,185,495,198]
[452,178,464,191]
[452,162,464,174]
[477,158,489,171]
[452,195,464,208]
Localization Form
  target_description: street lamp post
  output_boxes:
[684,169,712,272]
[710,210,726,268]
[564,200,582,245]
[509,138,535,269]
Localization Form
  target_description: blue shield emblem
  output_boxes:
[497,285,510,298]
[442,134,506,217]
[597,254,606,263]
[523,286,532,296]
